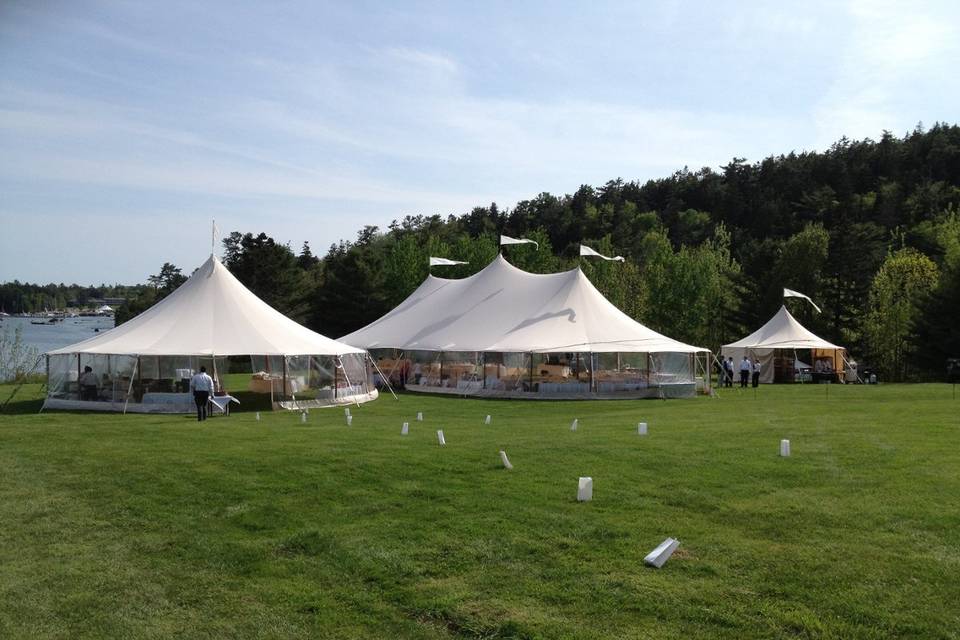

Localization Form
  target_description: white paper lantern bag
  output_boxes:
[644,538,680,568]
[577,477,592,501]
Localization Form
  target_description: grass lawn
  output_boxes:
[1,382,958,639]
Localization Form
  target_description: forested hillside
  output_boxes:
[293,124,959,381]
[56,124,960,380]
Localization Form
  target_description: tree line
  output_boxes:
[217,124,957,382]
[0,282,148,314]
[6,124,958,381]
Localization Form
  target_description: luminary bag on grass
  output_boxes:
[780,439,791,457]
[499,450,513,470]
[417,412,423,422]
[437,430,446,446]
[485,415,491,425]
[344,407,351,418]
[570,418,578,431]
[577,477,592,501]
[300,412,307,424]
[255,412,261,422]
[638,422,648,435]
[401,422,409,435]
[644,538,680,568]
[346,415,353,426]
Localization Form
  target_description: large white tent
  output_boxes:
[341,254,710,398]
[44,255,375,412]
[721,305,846,383]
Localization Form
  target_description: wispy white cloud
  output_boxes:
[385,47,459,74]
[813,0,958,146]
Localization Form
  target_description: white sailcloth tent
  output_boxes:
[341,254,710,398]
[721,305,846,383]
[44,254,376,412]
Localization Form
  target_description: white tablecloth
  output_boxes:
[141,392,238,414]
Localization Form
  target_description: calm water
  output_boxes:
[1,316,116,369]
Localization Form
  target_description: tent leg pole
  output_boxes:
[123,357,138,414]
[3,355,44,412]
[370,355,398,401]
[337,357,363,408]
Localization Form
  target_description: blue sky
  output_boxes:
[1,0,958,284]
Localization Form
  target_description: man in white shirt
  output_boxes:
[79,365,99,401]
[739,356,751,388]
[189,366,215,422]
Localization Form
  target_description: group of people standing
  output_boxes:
[721,355,761,388]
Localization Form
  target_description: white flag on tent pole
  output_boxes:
[783,288,822,313]
[500,235,539,249]
[579,244,625,262]
[429,257,469,266]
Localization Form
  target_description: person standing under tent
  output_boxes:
[79,366,99,401]
[752,358,761,388]
[190,366,215,422]
[739,356,751,388]
[724,357,734,387]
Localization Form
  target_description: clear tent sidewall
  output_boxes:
[45,351,372,411]
[369,348,710,398]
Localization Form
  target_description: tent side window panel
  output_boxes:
[596,352,648,393]
[47,353,77,399]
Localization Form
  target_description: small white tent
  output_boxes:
[721,305,846,383]
[341,255,710,398]
[45,255,375,412]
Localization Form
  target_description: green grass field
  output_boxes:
[1,383,958,639]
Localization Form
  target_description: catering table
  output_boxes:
[209,394,239,415]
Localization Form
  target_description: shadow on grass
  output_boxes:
[0,397,44,415]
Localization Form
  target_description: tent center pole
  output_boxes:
[577,352,596,393]
[482,352,486,390]
[529,353,534,392]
